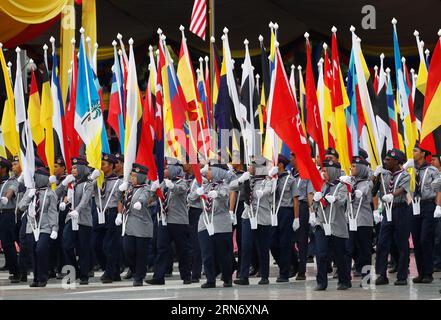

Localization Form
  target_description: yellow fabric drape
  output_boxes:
[0,0,67,24]
[60,0,75,104]
[82,0,96,47]
[0,11,28,43]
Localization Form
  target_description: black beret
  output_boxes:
[115,152,124,162]
[55,156,65,166]
[278,154,289,166]
[325,148,339,159]
[358,148,369,160]
[352,155,369,166]
[0,157,12,170]
[323,160,341,169]
[102,153,117,164]
[132,163,148,175]
[71,156,89,166]
[414,142,431,155]
[385,149,406,164]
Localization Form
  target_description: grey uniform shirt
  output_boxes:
[276,172,297,209]
[314,182,349,239]
[66,180,94,227]
[380,170,411,204]
[125,185,155,238]
[294,177,315,201]
[195,182,232,233]
[19,188,58,234]
[0,178,18,210]
[431,172,441,193]
[349,179,373,227]
[243,177,273,226]
[94,176,122,210]
[163,178,189,225]
[413,165,438,201]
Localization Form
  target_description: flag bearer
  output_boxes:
[96,153,123,283]
[312,160,351,290]
[403,143,439,284]
[374,149,411,286]
[19,164,58,287]
[190,161,233,288]
[118,163,155,286]
[233,156,274,285]
[146,157,192,285]
[61,157,94,285]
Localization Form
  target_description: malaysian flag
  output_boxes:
[189,0,207,40]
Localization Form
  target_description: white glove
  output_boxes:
[208,190,218,199]
[50,230,58,240]
[62,174,75,186]
[150,180,160,192]
[66,188,74,203]
[373,165,384,177]
[17,174,24,184]
[59,202,66,211]
[164,179,175,189]
[268,166,278,177]
[434,206,441,219]
[115,213,123,226]
[382,194,394,203]
[68,210,79,219]
[354,190,363,199]
[229,210,235,223]
[90,169,100,180]
[201,164,209,175]
[1,197,8,205]
[196,187,205,196]
[27,188,36,198]
[325,195,336,204]
[402,159,414,170]
[313,192,322,202]
[373,210,383,224]
[339,175,353,185]
[238,171,250,183]
[292,218,300,231]
[309,211,317,226]
[256,189,264,199]
[49,175,57,184]
[133,201,142,210]
[119,181,128,192]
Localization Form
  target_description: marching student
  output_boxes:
[403,143,439,283]
[312,160,351,291]
[189,161,233,288]
[233,156,274,285]
[118,163,156,286]
[146,157,192,285]
[61,157,95,285]
[374,149,411,286]
[95,153,123,283]
[19,163,58,287]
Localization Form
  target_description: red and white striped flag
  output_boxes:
[189,0,207,40]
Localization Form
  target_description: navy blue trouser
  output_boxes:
[26,233,51,283]
[314,226,350,288]
[345,226,373,277]
[411,200,436,277]
[271,207,294,279]
[240,219,272,279]
[123,235,150,282]
[198,230,233,284]
[153,222,191,281]
[62,221,92,281]
[50,210,67,273]
[92,203,106,271]
[433,218,441,268]
[103,208,122,279]
[188,207,202,280]
[19,214,31,274]
[297,201,310,275]
[375,203,410,281]
[0,210,18,275]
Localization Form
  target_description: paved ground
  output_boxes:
[1,254,440,300]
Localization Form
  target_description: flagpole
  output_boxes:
[209,0,214,89]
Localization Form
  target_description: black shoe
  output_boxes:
[101,275,113,284]
[276,277,289,283]
[394,279,407,286]
[29,282,39,287]
[133,280,143,287]
[79,279,89,285]
[375,275,389,285]
[422,276,434,284]
[295,274,306,281]
[123,270,133,280]
[223,281,232,288]
[233,278,249,285]
[314,285,326,291]
[337,283,350,290]
[145,278,165,285]
[183,279,192,285]
[37,281,47,287]
[191,278,200,283]
[113,275,122,282]
[201,282,216,288]
[10,274,20,283]
[258,278,269,285]
[249,267,258,276]
[0,265,9,271]
[412,275,423,284]
[388,266,397,274]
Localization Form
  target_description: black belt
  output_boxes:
[419,199,436,204]
[0,208,14,214]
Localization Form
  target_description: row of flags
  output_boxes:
[0,18,441,194]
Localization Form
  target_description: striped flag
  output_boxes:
[189,0,207,40]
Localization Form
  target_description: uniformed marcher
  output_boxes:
[271,154,297,282]
[374,149,411,286]
[118,163,156,286]
[19,164,58,287]
[146,158,192,285]
[61,156,94,285]
[312,160,351,290]
[95,153,123,283]
[431,154,441,272]
[402,143,438,283]
[0,157,20,282]
[233,156,274,285]
[342,155,373,283]
[189,161,233,288]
